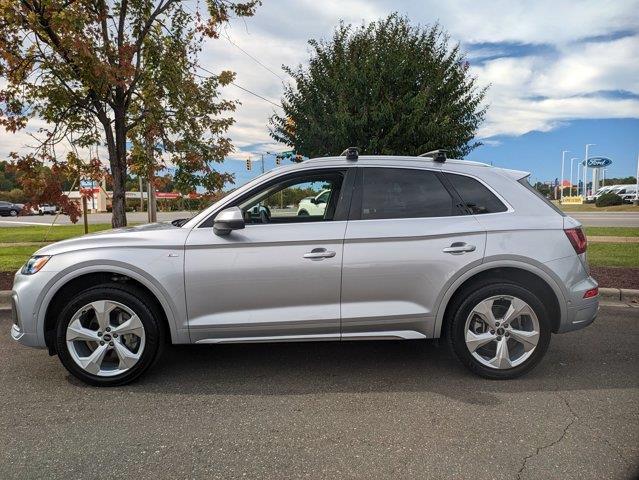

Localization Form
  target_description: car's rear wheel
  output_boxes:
[298,209,309,216]
[55,284,164,386]
[447,282,551,379]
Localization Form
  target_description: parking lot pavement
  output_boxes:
[1,307,637,480]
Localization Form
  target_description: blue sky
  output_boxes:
[2,0,638,187]
[202,0,639,188]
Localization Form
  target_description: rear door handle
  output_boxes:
[443,242,476,254]
[303,248,336,259]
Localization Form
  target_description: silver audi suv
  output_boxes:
[10,151,599,386]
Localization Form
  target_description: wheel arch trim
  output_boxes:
[36,261,187,347]
[433,257,568,338]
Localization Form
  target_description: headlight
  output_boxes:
[21,255,51,275]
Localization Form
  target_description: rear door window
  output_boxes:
[358,168,456,219]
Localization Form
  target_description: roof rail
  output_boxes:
[418,149,447,162]
[340,147,359,161]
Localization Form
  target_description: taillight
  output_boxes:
[583,287,598,298]
[564,228,587,254]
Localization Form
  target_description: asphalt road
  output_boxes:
[569,212,639,227]
[1,307,637,479]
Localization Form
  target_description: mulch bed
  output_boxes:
[590,267,639,290]
[2,267,637,292]
[0,272,13,290]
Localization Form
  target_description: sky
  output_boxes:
[1,0,638,188]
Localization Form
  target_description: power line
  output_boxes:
[221,31,287,82]
[195,63,284,109]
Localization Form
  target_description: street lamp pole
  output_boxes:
[570,157,578,197]
[575,159,581,196]
[634,153,639,205]
[560,150,569,201]
[583,144,595,199]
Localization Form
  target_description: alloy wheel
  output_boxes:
[464,295,540,369]
[65,300,146,377]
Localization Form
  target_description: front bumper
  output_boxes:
[9,271,56,349]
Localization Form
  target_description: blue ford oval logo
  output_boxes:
[586,157,612,168]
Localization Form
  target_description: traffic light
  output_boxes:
[275,155,281,166]
[246,158,251,171]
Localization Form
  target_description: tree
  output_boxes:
[0,0,259,227]
[270,14,487,159]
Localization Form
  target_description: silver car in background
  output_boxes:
[10,152,599,386]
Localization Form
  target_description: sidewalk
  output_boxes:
[588,236,639,243]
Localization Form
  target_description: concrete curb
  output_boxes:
[599,287,639,304]
[0,291,10,310]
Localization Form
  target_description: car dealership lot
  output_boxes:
[1,306,637,479]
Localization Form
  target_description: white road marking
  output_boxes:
[0,220,63,226]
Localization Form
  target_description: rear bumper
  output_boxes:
[543,256,599,333]
[558,295,599,333]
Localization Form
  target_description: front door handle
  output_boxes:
[303,248,336,259]
[443,242,476,254]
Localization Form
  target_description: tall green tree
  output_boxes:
[270,14,487,159]
[0,0,258,227]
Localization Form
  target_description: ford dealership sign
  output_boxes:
[585,157,612,168]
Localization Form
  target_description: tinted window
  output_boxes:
[446,173,507,214]
[360,168,455,219]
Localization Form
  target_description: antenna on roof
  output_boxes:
[418,149,447,162]
[340,147,359,161]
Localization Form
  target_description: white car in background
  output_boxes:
[297,189,331,216]
[36,204,59,215]
[615,185,638,203]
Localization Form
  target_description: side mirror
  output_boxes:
[214,207,245,236]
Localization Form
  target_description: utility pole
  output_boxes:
[139,176,144,212]
[560,150,569,201]
[261,153,265,174]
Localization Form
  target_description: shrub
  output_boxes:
[596,193,623,207]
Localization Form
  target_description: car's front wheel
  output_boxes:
[55,284,164,386]
[447,282,551,379]
[9,209,18,216]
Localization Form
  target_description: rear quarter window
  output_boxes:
[445,173,508,214]
[517,176,566,217]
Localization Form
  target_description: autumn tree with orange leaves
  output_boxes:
[0,0,259,227]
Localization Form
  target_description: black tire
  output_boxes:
[55,284,164,386]
[298,209,309,216]
[9,209,18,217]
[446,281,551,380]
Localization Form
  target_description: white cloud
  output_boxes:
[2,0,638,161]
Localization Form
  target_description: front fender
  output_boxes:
[35,260,188,346]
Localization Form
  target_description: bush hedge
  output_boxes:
[596,192,623,207]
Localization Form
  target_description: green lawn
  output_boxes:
[588,243,639,267]
[584,227,639,237]
[0,244,47,272]
[0,224,114,243]
[1,225,638,272]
